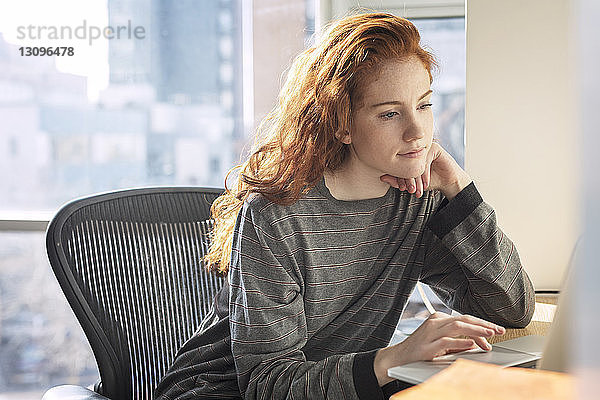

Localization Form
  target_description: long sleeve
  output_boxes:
[419,183,535,328]
[158,180,528,400]
[229,200,374,400]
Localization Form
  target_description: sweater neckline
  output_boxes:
[315,176,395,210]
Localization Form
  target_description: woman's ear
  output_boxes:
[335,130,352,145]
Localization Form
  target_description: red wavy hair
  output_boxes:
[206,12,438,274]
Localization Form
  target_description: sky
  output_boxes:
[0,0,110,102]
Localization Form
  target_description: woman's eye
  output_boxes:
[418,103,433,110]
[381,111,398,119]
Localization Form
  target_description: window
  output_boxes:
[412,17,465,168]
[0,0,314,396]
[0,232,99,391]
[0,0,463,395]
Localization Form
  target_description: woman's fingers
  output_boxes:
[432,312,505,335]
[414,176,424,197]
[389,312,502,365]
[439,319,497,338]
[470,335,493,351]
[430,335,492,359]
[428,313,498,353]
[422,165,431,191]
[379,175,417,194]
[379,174,399,188]
[380,171,431,197]
[444,343,479,356]
[406,178,416,193]
[398,178,407,191]
[429,312,499,332]
[428,337,476,359]
[455,314,506,335]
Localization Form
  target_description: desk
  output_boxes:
[390,358,575,400]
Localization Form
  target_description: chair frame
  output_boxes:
[45,186,224,399]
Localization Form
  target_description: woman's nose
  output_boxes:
[402,117,425,142]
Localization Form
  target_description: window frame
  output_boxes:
[318,0,464,29]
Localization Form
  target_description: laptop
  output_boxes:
[387,238,579,385]
[387,335,545,385]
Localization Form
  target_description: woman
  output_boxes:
[155,12,535,400]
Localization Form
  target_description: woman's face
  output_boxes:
[343,57,434,180]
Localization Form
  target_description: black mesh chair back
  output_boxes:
[46,187,225,400]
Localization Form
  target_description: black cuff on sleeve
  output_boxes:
[353,350,385,400]
[427,182,483,239]
[382,379,414,398]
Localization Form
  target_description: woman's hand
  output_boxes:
[380,142,472,200]
[373,312,506,386]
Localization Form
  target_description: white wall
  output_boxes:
[466,0,580,290]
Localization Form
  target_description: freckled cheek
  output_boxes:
[425,115,434,135]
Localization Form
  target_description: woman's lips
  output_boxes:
[398,147,425,158]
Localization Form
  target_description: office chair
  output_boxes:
[42,187,225,400]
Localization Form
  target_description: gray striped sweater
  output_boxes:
[154,178,535,400]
